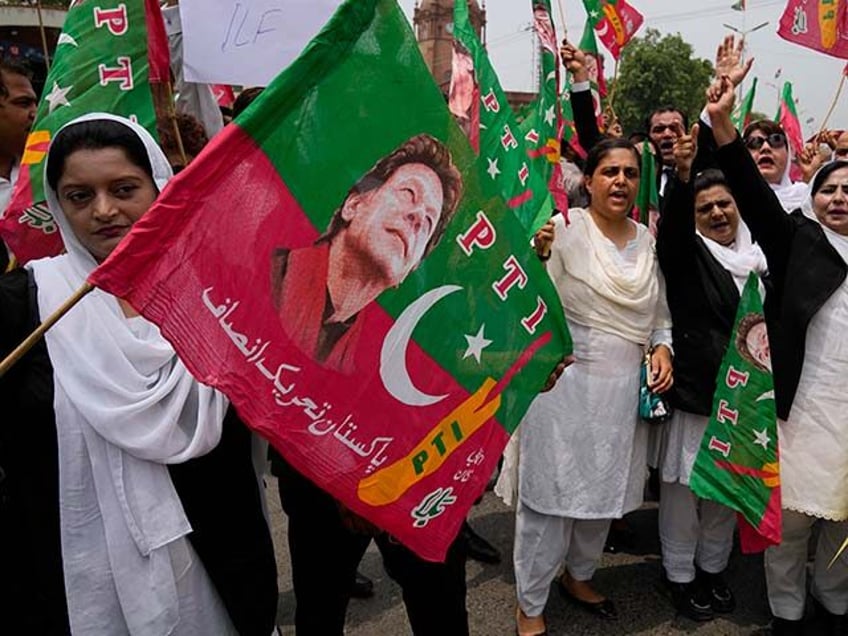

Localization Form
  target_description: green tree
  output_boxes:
[609,29,713,135]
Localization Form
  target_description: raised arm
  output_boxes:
[560,41,602,152]
[656,125,699,271]
[708,76,794,277]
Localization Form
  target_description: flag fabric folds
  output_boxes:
[0,0,168,265]
[579,19,607,130]
[633,141,658,229]
[449,0,553,234]
[89,0,572,562]
[775,81,805,181]
[731,76,758,131]
[778,0,848,59]
[690,273,781,553]
[582,0,644,59]
[519,0,568,215]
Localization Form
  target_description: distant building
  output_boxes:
[0,4,66,95]
[413,0,536,113]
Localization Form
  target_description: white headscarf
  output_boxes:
[696,220,768,292]
[769,152,810,213]
[27,113,228,635]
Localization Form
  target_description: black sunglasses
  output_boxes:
[744,133,787,151]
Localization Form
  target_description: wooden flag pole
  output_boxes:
[36,0,52,72]
[555,0,568,39]
[163,81,188,167]
[0,282,94,379]
[818,71,847,135]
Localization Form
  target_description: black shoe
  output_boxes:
[351,571,374,599]
[462,521,501,564]
[697,568,736,614]
[662,574,714,622]
[810,597,848,635]
[769,616,804,636]
[556,577,618,620]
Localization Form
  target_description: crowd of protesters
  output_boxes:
[0,26,845,636]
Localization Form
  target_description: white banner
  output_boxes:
[180,0,342,87]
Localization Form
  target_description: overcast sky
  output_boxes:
[398,0,848,136]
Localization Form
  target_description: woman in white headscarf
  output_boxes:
[0,114,277,635]
[740,119,809,213]
[656,119,768,622]
[710,76,848,636]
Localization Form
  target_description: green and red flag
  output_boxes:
[449,0,553,234]
[778,0,848,59]
[89,0,572,561]
[775,80,805,181]
[731,76,758,131]
[0,0,169,265]
[633,141,658,231]
[582,0,644,60]
[519,0,568,214]
[579,18,607,130]
[690,273,781,553]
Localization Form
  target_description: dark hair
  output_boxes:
[645,107,688,135]
[0,59,33,99]
[46,119,153,191]
[693,168,731,196]
[233,87,264,118]
[156,112,208,162]
[811,160,848,196]
[743,119,784,141]
[584,138,640,177]
[320,134,463,258]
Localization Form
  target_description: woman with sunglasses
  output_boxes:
[741,121,809,213]
[708,75,848,636]
[656,124,768,622]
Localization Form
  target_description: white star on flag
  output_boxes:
[753,428,771,449]
[544,105,556,127]
[486,157,501,179]
[46,82,73,114]
[463,324,493,364]
[589,9,600,20]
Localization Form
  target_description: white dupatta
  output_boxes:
[28,113,228,635]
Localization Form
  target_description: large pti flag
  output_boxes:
[690,273,781,553]
[449,0,553,234]
[520,0,568,214]
[0,0,169,264]
[582,0,644,59]
[89,0,572,561]
[778,0,848,59]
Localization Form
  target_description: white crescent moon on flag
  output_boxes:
[57,33,78,47]
[380,284,463,407]
[596,21,610,38]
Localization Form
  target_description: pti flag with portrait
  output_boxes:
[690,273,781,553]
[90,0,572,561]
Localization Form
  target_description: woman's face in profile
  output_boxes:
[57,146,157,263]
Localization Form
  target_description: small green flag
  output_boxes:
[731,77,758,131]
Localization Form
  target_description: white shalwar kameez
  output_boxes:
[765,226,848,621]
[514,209,672,617]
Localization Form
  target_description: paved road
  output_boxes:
[266,479,774,635]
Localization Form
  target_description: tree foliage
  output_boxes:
[609,29,714,135]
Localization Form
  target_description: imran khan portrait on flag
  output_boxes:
[90,0,572,561]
